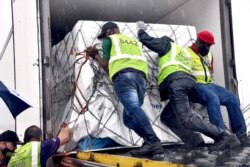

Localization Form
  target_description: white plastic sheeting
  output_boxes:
[51,21,197,149]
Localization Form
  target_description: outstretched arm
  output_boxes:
[57,127,73,146]
[138,29,173,56]
[136,21,173,56]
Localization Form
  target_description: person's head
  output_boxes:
[23,125,42,144]
[97,21,120,39]
[0,130,20,164]
[195,30,215,56]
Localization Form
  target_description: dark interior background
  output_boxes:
[49,0,189,45]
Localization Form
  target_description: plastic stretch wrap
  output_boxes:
[51,21,206,150]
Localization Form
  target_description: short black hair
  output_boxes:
[24,125,42,144]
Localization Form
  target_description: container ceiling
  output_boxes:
[49,0,189,45]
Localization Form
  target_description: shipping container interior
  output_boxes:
[43,2,250,166]
[44,0,235,132]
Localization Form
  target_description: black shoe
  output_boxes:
[184,141,205,151]
[130,141,165,160]
[183,133,205,151]
[209,132,241,151]
[238,134,250,147]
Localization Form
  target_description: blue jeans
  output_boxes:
[113,71,160,144]
[193,83,246,136]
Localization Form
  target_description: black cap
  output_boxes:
[0,130,21,144]
[97,21,119,39]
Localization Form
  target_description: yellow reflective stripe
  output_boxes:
[159,44,176,71]
[77,152,184,167]
[31,142,38,167]
[159,44,191,72]
[109,54,147,63]
[192,71,212,76]
[160,61,191,72]
[183,48,192,60]
[110,35,122,55]
[109,35,146,63]
[138,42,144,56]
[170,43,176,61]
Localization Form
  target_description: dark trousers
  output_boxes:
[160,77,226,140]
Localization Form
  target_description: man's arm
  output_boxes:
[85,38,110,72]
[95,38,110,72]
[40,127,72,166]
[41,137,60,167]
[94,55,109,72]
[138,29,173,56]
[57,127,72,146]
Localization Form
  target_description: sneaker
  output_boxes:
[238,134,250,147]
[130,141,165,160]
[209,132,241,151]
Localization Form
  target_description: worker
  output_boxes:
[8,125,73,167]
[0,130,20,167]
[136,21,241,151]
[186,30,250,147]
[85,21,164,160]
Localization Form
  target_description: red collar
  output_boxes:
[190,43,199,54]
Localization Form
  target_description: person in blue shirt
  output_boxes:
[8,125,72,167]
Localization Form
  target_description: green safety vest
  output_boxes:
[108,34,148,81]
[185,47,213,84]
[158,42,192,85]
[8,141,41,167]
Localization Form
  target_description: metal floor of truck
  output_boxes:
[71,143,250,167]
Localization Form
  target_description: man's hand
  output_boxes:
[136,21,147,31]
[58,127,73,146]
[85,46,98,59]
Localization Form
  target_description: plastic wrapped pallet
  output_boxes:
[51,20,205,150]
